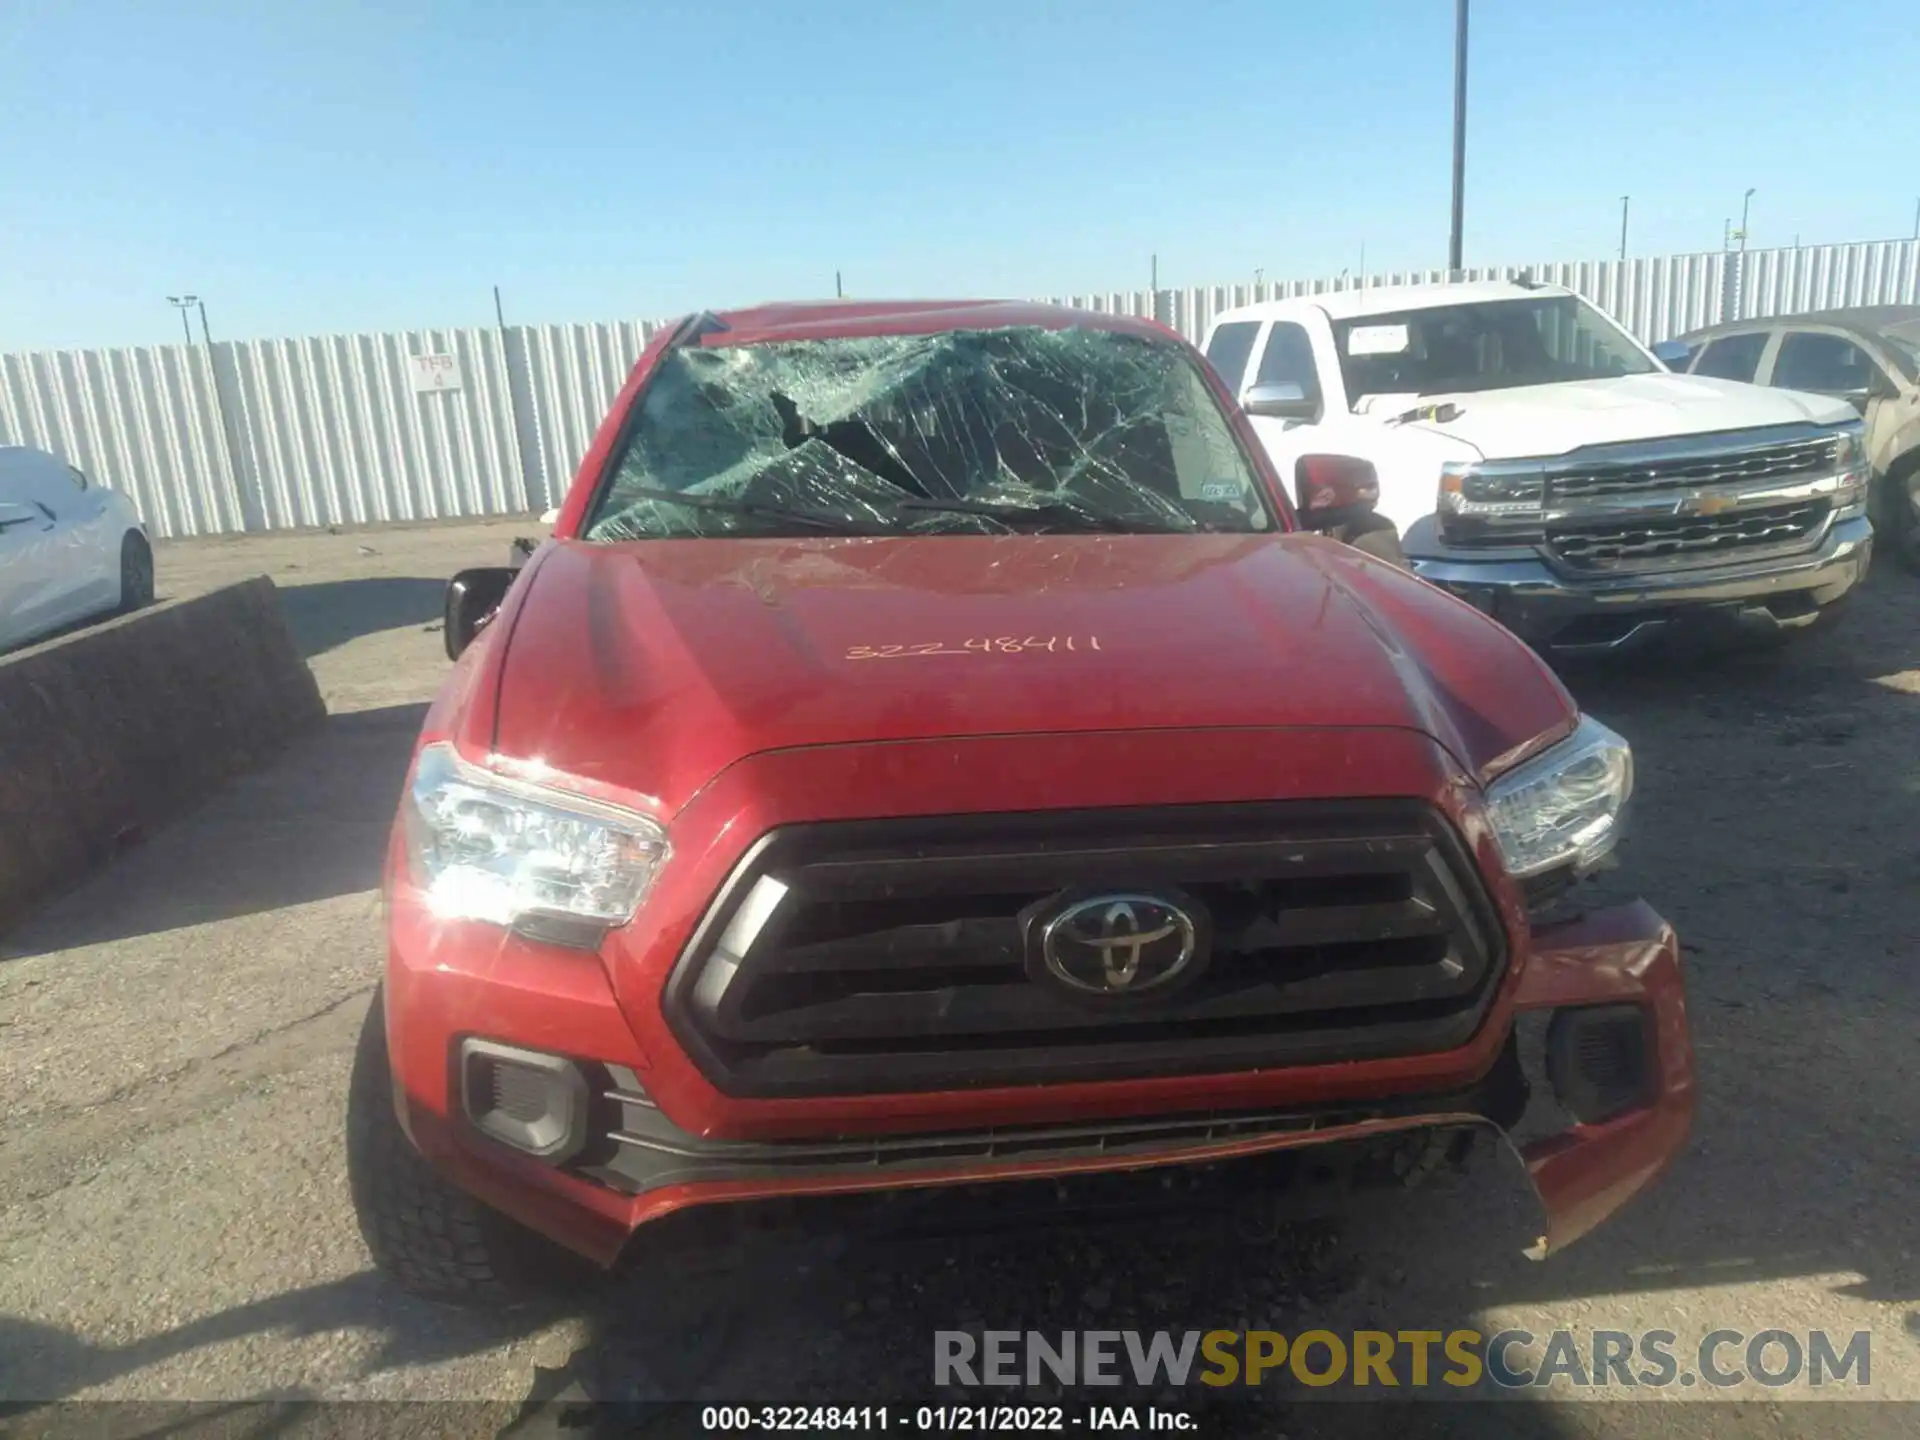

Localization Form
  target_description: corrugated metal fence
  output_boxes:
[4,238,1917,539]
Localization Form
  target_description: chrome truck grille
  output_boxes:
[661,802,1506,1099]
[1547,498,1831,570]
[1544,431,1838,503]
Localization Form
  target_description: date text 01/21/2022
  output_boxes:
[845,636,1104,661]
[700,1404,1194,1431]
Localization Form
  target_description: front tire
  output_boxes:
[1879,461,1920,576]
[118,532,155,613]
[346,988,584,1309]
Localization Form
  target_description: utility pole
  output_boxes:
[835,271,843,298]
[1723,218,1731,251]
[195,299,212,345]
[1447,0,1469,277]
[493,285,507,328]
[166,294,198,346]
[1619,196,1629,260]
[1151,253,1158,292]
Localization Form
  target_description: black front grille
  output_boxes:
[662,802,1506,1098]
[1547,499,1829,571]
[1544,433,1836,503]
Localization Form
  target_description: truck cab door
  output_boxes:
[1233,320,1337,509]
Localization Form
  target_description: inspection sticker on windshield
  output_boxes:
[846,636,1102,661]
[1345,323,1410,356]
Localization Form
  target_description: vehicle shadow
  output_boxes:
[0,703,427,959]
[492,1192,1596,1438]
[274,578,447,659]
[0,1273,551,1410]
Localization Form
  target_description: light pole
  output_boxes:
[1447,0,1469,277]
[166,294,197,347]
[1619,196,1629,260]
[1738,187,1755,252]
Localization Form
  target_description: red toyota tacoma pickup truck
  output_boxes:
[348,301,1694,1305]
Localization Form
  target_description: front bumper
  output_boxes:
[1404,513,1872,653]
[383,896,1693,1269]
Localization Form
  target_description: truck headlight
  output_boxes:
[401,742,669,936]
[1827,420,1869,518]
[1485,716,1633,879]
[1438,461,1547,517]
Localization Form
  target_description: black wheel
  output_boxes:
[1879,461,1920,576]
[118,532,155,613]
[346,988,587,1309]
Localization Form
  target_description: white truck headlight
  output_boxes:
[1438,461,1547,517]
[1826,420,1869,518]
[401,743,669,933]
[1485,716,1633,879]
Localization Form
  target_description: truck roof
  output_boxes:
[1209,279,1573,332]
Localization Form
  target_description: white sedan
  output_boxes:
[0,446,154,652]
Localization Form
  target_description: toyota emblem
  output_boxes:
[1035,892,1205,997]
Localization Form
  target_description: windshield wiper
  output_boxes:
[890,494,1189,533]
[615,485,877,534]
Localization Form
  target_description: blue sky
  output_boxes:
[4,0,1917,352]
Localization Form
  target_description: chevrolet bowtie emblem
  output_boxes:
[1688,493,1738,516]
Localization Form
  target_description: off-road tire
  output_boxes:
[346,988,585,1308]
[118,532,155,613]
[1881,460,1920,576]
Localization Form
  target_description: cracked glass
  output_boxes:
[583,326,1276,540]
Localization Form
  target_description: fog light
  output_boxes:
[459,1039,588,1161]
[1545,1004,1652,1126]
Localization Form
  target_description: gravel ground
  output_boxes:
[1,518,1917,1438]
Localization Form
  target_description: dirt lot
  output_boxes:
[1,518,1916,1436]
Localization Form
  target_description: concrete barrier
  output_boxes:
[0,577,327,933]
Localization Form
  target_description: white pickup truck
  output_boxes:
[1203,280,1874,653]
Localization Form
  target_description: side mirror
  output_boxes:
[1294,455,1381,530]
[1243,381,1319,423]
[444,566,517,661]
[1838,385,1872,415]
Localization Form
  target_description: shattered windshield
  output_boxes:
[1333,295,1659,402]
[583,326,1275,540]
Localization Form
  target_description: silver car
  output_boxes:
[1663,307,1920,571]
[0,445,153,652]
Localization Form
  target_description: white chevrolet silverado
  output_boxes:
[1203,280,1874,653]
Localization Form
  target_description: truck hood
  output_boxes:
[486,534,1576,817]
[1379,372,1854,460]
